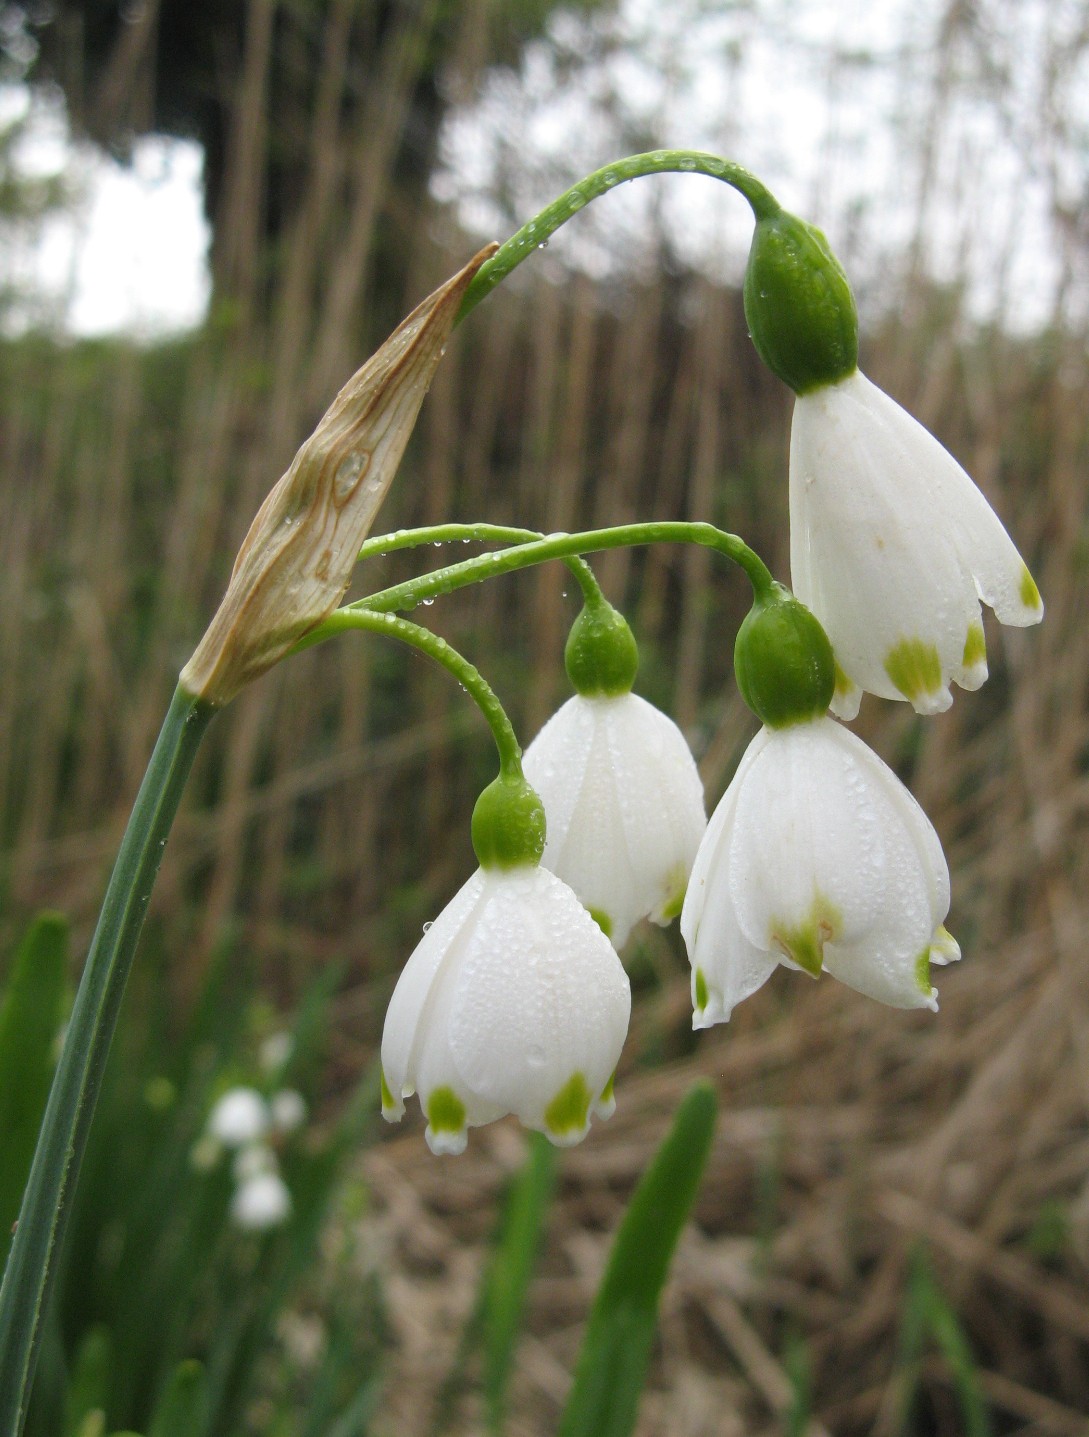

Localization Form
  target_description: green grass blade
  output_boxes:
[558,1081,717,1437]
[482,1133,557,1433]
[0,914,68,1274]
[898,1248,991,1437]
[147,1361,207,1437]
[0,688,214,1437]
[64,1326,113,1436]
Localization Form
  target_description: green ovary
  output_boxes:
[545,1073,592,1138]
[962,623,986,669]
[770,895,842,977]
[694,967,709,1011]
[1019,564,1042,612]
[914,948,934,997]
[884,638,943,703]
[427,1086,467,1135]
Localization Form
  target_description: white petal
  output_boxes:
[682,731,778,1023]
[790,370,1039,713]
[524,694,705,947]
[445,868,630,1142]
[728,723,886,957]
[380,870,489,1114]
[230,1171,292,1230]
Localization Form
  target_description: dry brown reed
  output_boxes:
[2,3,1088,1430]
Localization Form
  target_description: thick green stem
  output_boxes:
[456,151,780,324]
[356,522,602,605]
[348,522,774,618]
[0,686,214,1437]
[311,608,524,777]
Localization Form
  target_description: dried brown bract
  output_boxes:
[180,244,496,706]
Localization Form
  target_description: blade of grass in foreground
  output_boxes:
[0,688,214,1437]
[0,915,68,1274]
[482,1133,557,1434]
[558,1081,717,1437]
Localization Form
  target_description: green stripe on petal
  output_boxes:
[770,894,841,978]
[428,1086,467,1135]
[694,967,709,1012]
[599,1072,615,1105]
[833,660,853,698]
[884,638,943,704]
[587,907,613,938]
[545,1073,591,1139]
[962,623,986,669]
[380,1068,397,1112]
[914,948,933,997]
[1019,563,1042,613]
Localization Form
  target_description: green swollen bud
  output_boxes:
[471,771,547,870]
[734,584,835,728]
[565,598,639,696]
[744,210,858,395]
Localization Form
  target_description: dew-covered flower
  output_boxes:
[230,1169,292,1231]
[790,370,1043,718]
[381,865,630,1154]
[206,1087,270,1147]
[682,715,959,1024]
[522,693,706,947]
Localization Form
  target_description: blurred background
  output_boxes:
[1,0,1088,1432]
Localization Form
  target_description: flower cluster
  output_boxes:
[195,1084,307,1231]
[378,203,1042,1158]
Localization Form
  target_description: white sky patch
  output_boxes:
[1,83,210,337]
[2,0,1087,337]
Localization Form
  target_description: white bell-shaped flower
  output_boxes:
[790,369,1043,719]
[523,694,706,948]
[206,1087,271,1148]
[381,865,630,1154]
[230,1169,293,1231]
[682,715,959,1024]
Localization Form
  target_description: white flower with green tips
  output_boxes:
[682,714,959,1025]
[380,865,630,1154]
[790,370,1043,719]
[522,693,706,948]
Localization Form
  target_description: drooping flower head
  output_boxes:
[682,586,958,1023]
[744,207,1042,719]
[523,596,706,947]
[381,770,630,1154]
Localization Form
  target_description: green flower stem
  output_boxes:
[311,608,524,778]
[456,150,780,324]
[356,522,602,604]
[0,685,215,1437]
[348,522,774,618]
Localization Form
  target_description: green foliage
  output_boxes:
[4,923,382,1437]
[0,914,68,1273]
[897,1247,991,1437]
[480,1135,557,1432]
[558,1082,717,1437]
